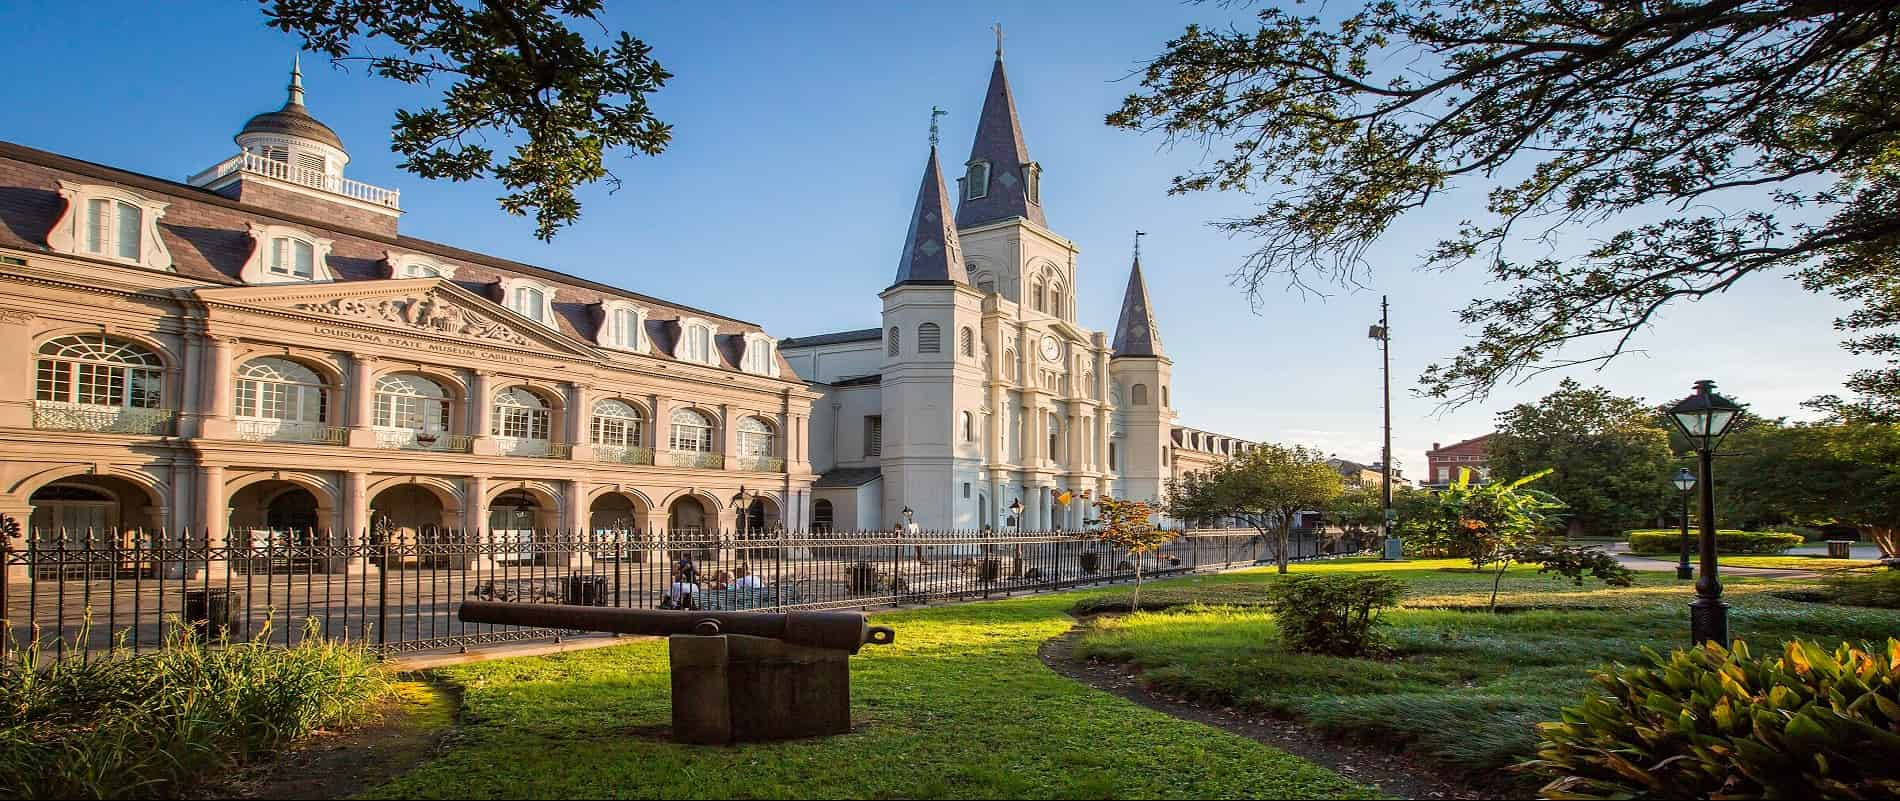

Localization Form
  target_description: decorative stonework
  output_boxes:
[0,307,32,324]
[292,292,529,346]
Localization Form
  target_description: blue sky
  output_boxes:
[0,1,1861,474]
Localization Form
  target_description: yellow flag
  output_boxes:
[1056,491,1073,506]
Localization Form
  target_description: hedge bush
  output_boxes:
[1626,528,1803,555]
[1263,574,1404,657]
[1525,638,1900,799]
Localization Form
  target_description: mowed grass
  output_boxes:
[1073,559,1900,778]
[366,590,1379,800]
[1720,554,1884,571]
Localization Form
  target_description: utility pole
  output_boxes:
[1369,296,1400,560]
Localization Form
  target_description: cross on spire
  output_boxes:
[1134,230,1146,261]
[993,22,1004,58]
[929,106,947,148]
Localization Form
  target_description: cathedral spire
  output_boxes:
[1112,233,1164,358]
[891,117,967,288]
[955,36,1045,228]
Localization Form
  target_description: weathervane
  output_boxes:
[1134,230,1146,260]
[929,106,947,148]
[993,22,1004,58]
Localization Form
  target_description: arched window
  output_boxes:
[35,335,164,410]
[965,161,990,200]
[1004,349,1018,381]
[268,236,316,278]
[491,387,552,441]
[1162,385,1170,407]
[1131,383,1149,405]
[234,358,327,441]
[1085,370,1099,400]
[737,417,776,469]
[511,286,546,323]
[1048,283,1064,319]
[590,398,645,447]
[372,374,450,449]
[960,327,975,357]
[1032,281,1046,312]
[1047,415,1062,462]
[669,408,715,453]
[813,499,835,533]
[918,322,942,354]
[887,327,900,356]
[1108,442,1118,471]
[682,323,715,365]
[961,410,975,442]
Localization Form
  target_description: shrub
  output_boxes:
[1525,638,1900,799]
[1509,544,1635,588]
[1625,528,1803,555]
[1264,574,1404,657]
[0,623,390,799]
[1815,570,1900,610]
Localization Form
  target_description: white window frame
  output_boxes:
[35,334,165,409]
[669,407,716,453]
[737,417,776,460]
[590,398,646,447]
[741,332,780,377]
[965,161,990,200]
[383,251,458,280]
[677,317,719,367]
[47,182,172,271]
[490,386,553,441]
[241,223,335,284]
[497,276,558,328]
[596,300,647,353]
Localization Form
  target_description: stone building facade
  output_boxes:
[781,49,1256,531]
[0,64,818,548]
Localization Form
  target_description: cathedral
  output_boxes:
[781,47,1258,532]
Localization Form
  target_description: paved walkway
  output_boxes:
[1602,539,1885,580]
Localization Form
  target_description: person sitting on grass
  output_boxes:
[709,569,733,591]
[664,558,699,609]
[732,564,763,590]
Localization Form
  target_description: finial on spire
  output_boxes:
[1134,230,1147,260]
[992,22,1004,58]
[929,106,947,148]
[288,53,305,107]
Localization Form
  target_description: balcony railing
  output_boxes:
[189,151,400,208]
[234,419,347,445]
[374,429,474,453]
[669,451,724,470]
[595,445,655,466]
[494,437,572,459]
[33,401,174,435]
[736,456,785,472]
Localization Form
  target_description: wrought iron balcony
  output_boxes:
[33,401,174,435]
[736,456,785,472]
[234,419,347,445]
[595,445,655,466]
[668,451,725,470]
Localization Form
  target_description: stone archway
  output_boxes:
[227,479,333,547]
[26,474,163,545]
[370,485,447,545]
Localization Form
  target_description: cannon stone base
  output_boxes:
[669,633,852,745]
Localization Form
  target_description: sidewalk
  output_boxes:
[1602,539,1882,580]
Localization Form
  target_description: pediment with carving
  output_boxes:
[193,278,597,358]
[291,291,528,345]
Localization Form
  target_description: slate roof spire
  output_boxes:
[955,35,1045,228]
[1112,232,1164,358]
[891,115,967,288]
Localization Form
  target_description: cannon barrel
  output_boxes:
[458,601,896,653]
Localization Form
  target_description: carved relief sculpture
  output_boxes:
[292,292,530,346]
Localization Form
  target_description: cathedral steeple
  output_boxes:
[955,33,1045,229]
[1112,233,1164,358]
[891,119,967,287]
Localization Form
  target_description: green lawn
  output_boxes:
[366,590,1379,800]
[1720,554,1884,571]
[1073,559,1900,782]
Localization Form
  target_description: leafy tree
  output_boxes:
[1110,2,1900,409]
[1436,468,1567,610]
[1166,443,1344,573]
[1327,482,1385,544]
[264,0,674,240]
[1085,498,1176,609]
[1489,379,1675,537]
[1721,424,1900,556]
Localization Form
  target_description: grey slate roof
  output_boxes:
[1111,256,1165,358]
[955,56,1045,228]
[829,374,881,387]
[779,327,882,348]
[814,467,883,488]
[238,62,344,151]
[890,145,967,287]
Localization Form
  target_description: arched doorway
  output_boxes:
[369,484,447,548]
[589,492,646,561]
[812,499,834,533]
[27,474,161,545]
[741,497,779,534]
[228,480,328,545]
[488,489,549,564]
[666,496,707,535]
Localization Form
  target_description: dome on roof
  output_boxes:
[236,58,345,152]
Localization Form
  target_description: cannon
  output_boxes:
[459,601,894,745]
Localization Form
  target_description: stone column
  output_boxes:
[337,471,370,574]
[565,382,594,461]
[650,392,670,465]
[463,474,490,570]
[346,354,379,448]
[199,337,236,439]
[563,479,588,568]
[196,464,228,579]
[1,500,32,587]
[719,403,737,471]
[467,370,495,455]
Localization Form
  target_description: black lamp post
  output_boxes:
[1666,379,1744,647]
[729,485,765,534]
[1673,467,1696,580]
[1008,498,1024,531]
[900,506,915,531]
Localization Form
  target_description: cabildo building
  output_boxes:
[0,63,820,545]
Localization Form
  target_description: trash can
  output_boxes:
[1079,551,1101,575]
[183,588,242,642]
[847,562,879,594]
[978,558,1001,582]
[564,574,609,606]
[1827,540,1854,559]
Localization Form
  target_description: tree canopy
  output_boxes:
[264,0,673,240]
[1720,423,1900,555]
[1166,443,1343,572]
[1110,1,1900,409]
[1488,379,1676,537]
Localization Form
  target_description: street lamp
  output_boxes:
[729,485,765,534]
[1008,498,1024,530]
[1666,379,1744,647]
[1672,467,1696,580]
[1368,295,1399,560]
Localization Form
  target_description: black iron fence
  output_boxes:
[2,526,1358,662]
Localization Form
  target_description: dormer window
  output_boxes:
[741,333,779,376]
[965,161,990,200]
[497,276,557,329]
[598,301,647,353]
[384,251,457,280]
[1025,162,1041,204]
[242,223,334,284]
[47,182,172,271]
[679,317,718,366]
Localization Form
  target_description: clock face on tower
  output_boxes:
[1040,335,1061,362]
